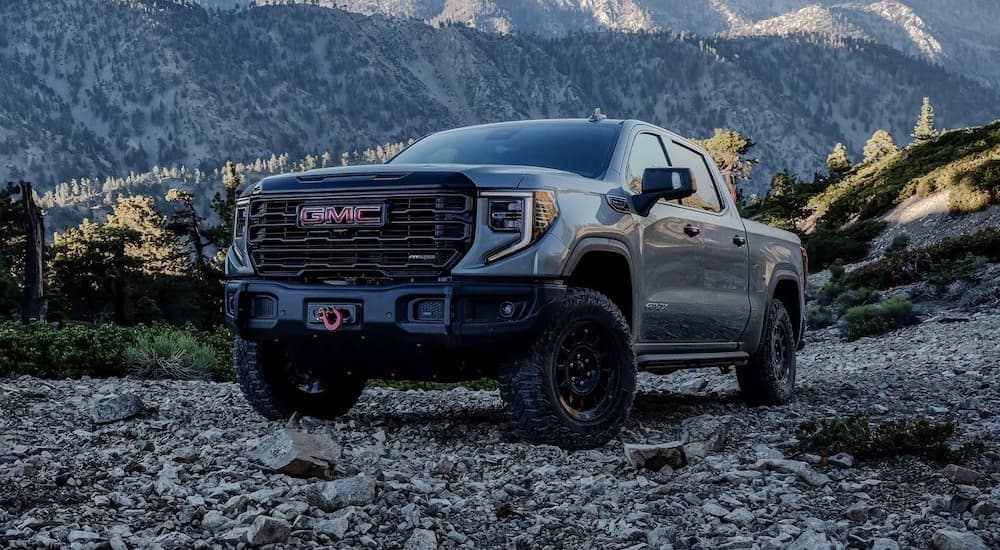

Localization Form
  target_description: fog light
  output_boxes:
[414,299,445,321]
[499,301,516,319]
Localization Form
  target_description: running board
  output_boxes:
[639,351,749,374]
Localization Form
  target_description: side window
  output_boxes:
[667,141,723,213]
[625,133,670,194]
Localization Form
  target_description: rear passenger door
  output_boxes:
[625,132,704,344]
[664,139,751,344]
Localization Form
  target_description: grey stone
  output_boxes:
[723,507,754,526]
[943,464,982,484]
[753,458,832,486]
[90,393,145,424]
[624,441,687,471]
[248,428,341,479]
[305,475,377,512]
[931,529,989,550]
[314,517,350,539]
[828,452,855,468]
[788,529,834,550]
[971,501,996,517]
[683,414,732,452]
[405,528,438,550]
[702,502,729,517]
[68,530,103,543]
[245,516,290,546]
[871,538,900,550]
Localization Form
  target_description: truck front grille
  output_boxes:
[246,190,475,281]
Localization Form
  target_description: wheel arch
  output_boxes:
[562,237,634,327]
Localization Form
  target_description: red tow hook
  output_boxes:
[315,307,345,332]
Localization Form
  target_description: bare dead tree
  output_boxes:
[19,181,46,323]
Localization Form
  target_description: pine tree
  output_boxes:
[862,130,898,163]
[826,142,851,175]
[694,128,758,202]
[912,97,938,143]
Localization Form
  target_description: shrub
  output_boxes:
[948,179,991,214]
[845,228,1000,290]
[0,322,233,381]
[842,298,918,341]
[0,323,133,379]
[125,328,217,380]
[885,233,910,254]
[805,305,835,329]
[804,220,887,271]
[795,414,983,462]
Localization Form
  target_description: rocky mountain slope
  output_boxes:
[1,310,998,548]
[2,0,996,196]
[199,0,1000,88]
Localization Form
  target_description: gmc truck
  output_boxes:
[225,116,807,450]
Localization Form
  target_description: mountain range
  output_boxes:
[198,0,1000,88]
[1,0,998,198]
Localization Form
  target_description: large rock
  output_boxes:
[624,441,687,471]
[405,529,438,550]
[245,516,290,546]
[248,428,341,479]
[942,464,982,484]
[305,475,376,512]
[90,393,146,424]
[788,529,834,550]
[682,414,732,452]
[753,459,831,487]
[931,530,989,550]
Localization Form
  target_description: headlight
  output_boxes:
[483,190,558,262]
[234,199,249,240]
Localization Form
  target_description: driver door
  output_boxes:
[626,132,705,344]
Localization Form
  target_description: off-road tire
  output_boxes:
[499,288,636,450]
[737,298,797,406]
[234,337,366,420]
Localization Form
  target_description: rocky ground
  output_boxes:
[2,311,999,549]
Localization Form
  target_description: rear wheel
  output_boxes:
[499,289,636,450]
[737,298,797,405]
[234,338,366,420]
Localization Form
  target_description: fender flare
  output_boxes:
[561,236,633,278]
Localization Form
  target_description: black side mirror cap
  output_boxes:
[630,167,697,216]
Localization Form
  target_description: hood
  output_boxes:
[244,163,573,196]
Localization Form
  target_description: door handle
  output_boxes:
[733,234,747,246]
[683,224,701,237]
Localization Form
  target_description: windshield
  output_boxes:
[389,122,621,178]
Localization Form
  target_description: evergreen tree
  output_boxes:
[695,129,758,202]
[0,183,24,318]
[862,129,898,163]
[826,142,851,175]
[912,97,938,143]
[211,161,242,253]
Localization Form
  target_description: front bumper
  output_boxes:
[224,278,566,349]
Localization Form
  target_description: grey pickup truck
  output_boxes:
[225,116,807,450]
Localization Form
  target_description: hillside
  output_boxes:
[196,0,1000,88]
[1,0,997,197]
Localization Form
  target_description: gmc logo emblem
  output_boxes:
[297,204,386,228]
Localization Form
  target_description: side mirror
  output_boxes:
[630,167,697,216]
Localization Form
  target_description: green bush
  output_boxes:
[948,179,991,214]
[0,323,133,379]
[0,322,234,381]
[804,220,887,271]
[842,298,918,341]
[845,228,1000,290]
[125,328,217,380]
[795,414,982,462]
[885,233,910,254]
[805,305,835,329]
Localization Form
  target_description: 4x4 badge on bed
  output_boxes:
[297,204,386,227]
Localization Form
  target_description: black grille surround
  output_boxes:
[246,189,475,282]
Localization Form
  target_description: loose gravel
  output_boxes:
[1,311,998,549]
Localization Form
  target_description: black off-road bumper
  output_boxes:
[224,278,566,350]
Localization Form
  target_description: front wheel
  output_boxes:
[499,289,636,450]
[234,338,366,420]
[737,298,797,405]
